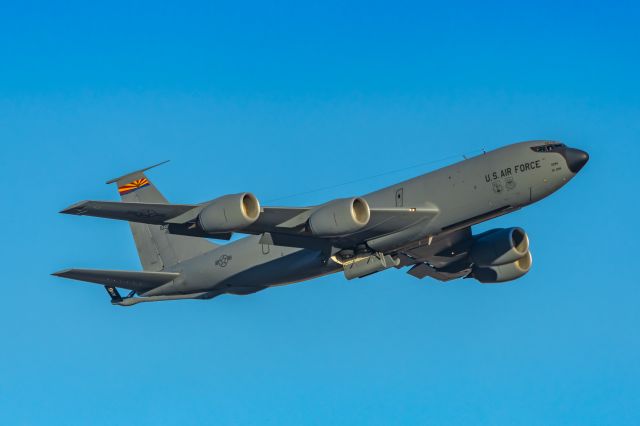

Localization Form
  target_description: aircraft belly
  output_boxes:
[199,236,337,291]
[219,248,339,289]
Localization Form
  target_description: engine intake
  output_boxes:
[308,197,370,237]
[470,227,529,267]
[198,192,261,233]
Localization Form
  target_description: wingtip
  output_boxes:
[51,269,72,277]
[59,200,89,215]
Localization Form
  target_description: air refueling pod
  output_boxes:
[342,253,400,280]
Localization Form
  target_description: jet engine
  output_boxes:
[198,192,261,233]
[472,251,533,283]
[308,197,371,237]
[470,227,533,283]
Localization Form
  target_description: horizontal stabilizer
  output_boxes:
[52,268,181,292]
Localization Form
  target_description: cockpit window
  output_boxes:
[531,143,566,153]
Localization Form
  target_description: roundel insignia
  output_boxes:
[215,254,232,268]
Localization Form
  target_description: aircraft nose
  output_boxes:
[565,148,589,173]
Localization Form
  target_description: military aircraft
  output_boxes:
[54,140,588,306]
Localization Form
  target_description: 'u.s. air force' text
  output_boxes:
[485,160,541,182]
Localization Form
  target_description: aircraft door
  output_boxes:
[395,188,404,207]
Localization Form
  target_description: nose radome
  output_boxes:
[565,148,589,173]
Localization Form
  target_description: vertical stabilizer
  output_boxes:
[107,162,216,271]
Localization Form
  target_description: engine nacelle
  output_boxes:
[473,251,533,283]
[198,192,261,233]
[308,197,370,237]
[470,227,530,267]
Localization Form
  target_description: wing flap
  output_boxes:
[52,268,181,292]
[241,207,310,234]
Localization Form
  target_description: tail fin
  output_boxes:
[106,162,216,271]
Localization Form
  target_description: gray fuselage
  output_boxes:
[146,141,585,297]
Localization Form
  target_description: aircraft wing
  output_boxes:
[61,200,233,240]
[60,201,307,229]
[61,200,196,225]
[61,200,439,249]
[251,205,439,251]
[216,204,438,251]
[245,206,436,235]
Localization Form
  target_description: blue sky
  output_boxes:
[0,1,639,425]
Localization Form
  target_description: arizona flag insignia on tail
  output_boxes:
[118,177,150,195]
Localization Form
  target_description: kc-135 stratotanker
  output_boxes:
[54,141,589,306]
